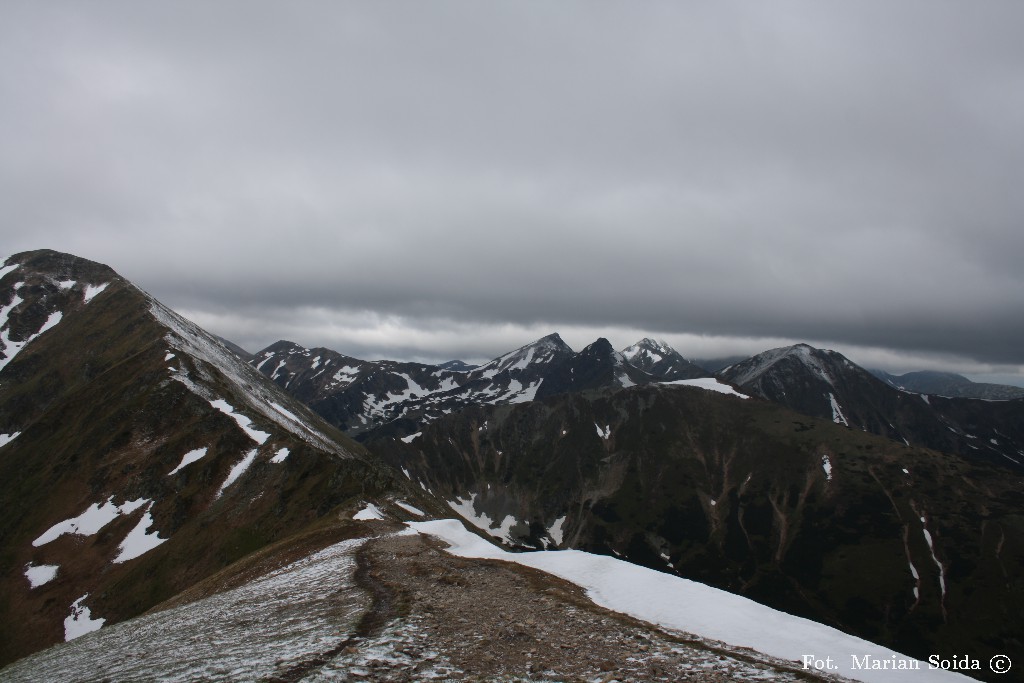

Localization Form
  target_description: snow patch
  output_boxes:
[394,500,425,517]
[113,504,167,563]
[269,401,301,424]
[548,515,567,545]
[33,497,149,546]
[821,454,833,481]
[595,423,611,440]
[447,493,522,544]
[215,449,259,498]
[64,595,105,641]
[829,393,849,427]
[401,432,421,443]
[82,282,109,303]
[24,563,59,588]
[270,447,290,463]
[353,502,384,521]
[661,377,749,398]
[0,310,63,372]
[0,431,21,447]
[920,516,946,599]
[168,447,208,475]
[209,399,271,445]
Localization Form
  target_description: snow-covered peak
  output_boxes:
[474,333,573,378]
[725,343,841,388]
[621,337,675,364]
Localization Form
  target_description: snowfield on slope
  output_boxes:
[408,519,973,683]
[661,377,750,398]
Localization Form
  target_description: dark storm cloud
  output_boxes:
[2,1,1022,376]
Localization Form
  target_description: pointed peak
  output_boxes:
[535,332,572,351]
[582,338,615,355]
[258,340,306,356]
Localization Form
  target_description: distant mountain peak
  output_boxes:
[620,337,707,381]
[725,343,844,388]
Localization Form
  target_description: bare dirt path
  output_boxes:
[306,531,852,682]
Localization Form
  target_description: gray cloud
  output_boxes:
[2,1,1022,381]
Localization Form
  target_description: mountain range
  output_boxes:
[2,249,1021,682]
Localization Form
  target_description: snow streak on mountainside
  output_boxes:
[621,337,708,380]
[720,343,1024,469]
[147,297,346,455]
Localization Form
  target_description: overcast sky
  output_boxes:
[2,2,1023,383]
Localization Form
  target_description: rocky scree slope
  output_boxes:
[0,250,424,665]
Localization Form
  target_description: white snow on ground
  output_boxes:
[447,494,523,545]
[82,283,108,303]
[448,494,494,533]
[270,447,290,463]
[920,394,930,405]
[164,351,176,361]
[269,401,300,423]
[908,560,920,600]
[507,379,543,403]
[727,344,836,388]
[0,431,20,447]
[209,399,271,444]
[401,431,422,443]
[354,502,385,520]
[821,454,833,481]
[56,279,76,290]
[113,504,167,563]
[920,517,947,599]
[0,288,24,327]
[215,449,259,498]
[395,500,425,516]
[24,563,59,588]
[1,539,368,682]
[409,519,973,683]
[829,393,850,427]
[661,377,750,398]
[595,423,611,439]
[167,447,208,475]
[548,515,567,545]
[33,497,149,546]
[0,262,18,280]
[64,595,105,642]
[0,310,63,373]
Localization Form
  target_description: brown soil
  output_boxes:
[318,531,854,682]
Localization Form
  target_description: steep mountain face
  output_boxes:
[368,382,1024,671]
[719,344,1024,470]
[620,338,708,380]
[872,369,1024,400]
[250,333,661,440]
[0,250,410,665]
